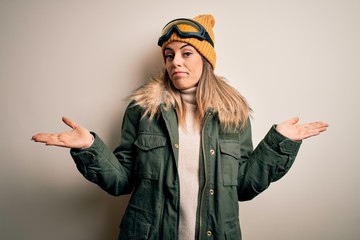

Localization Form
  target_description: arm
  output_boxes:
[237,117,328,201]
[32,103,142,196]
[70,104,141,196]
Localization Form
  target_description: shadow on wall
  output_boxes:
[101,195,131,239]
[135,45,165,87]
[100,47,163,239]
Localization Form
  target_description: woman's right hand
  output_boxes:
[31,117,94,149]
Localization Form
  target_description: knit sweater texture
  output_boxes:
[178,86,200,240]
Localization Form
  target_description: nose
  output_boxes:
[172,53,183,66]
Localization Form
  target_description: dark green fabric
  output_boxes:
[70,103,301,240]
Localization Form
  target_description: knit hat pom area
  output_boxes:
[160,14,217,70]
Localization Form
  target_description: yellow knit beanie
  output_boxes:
[159,14,216,70]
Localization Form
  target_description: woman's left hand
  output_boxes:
[276,117,329,141]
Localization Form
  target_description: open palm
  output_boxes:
[32,117,93,149]
[276,117,329,141]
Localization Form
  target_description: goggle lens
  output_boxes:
[157,18,214,47]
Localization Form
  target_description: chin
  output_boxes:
[174,85,185,90]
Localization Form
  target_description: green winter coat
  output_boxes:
[70,101,301,240]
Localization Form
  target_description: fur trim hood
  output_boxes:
[129,77,174,118]
[129,75,250,130]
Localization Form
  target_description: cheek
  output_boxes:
[194,56,203,74]
[165,66,173,81]
[165,63,171,74]
[194,64,203,80]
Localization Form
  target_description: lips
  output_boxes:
[172,71,187,77]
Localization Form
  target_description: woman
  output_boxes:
[32,14,328,240]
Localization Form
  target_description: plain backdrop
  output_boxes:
[1,0,359,239]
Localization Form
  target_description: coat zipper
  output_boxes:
[198,112,211,240]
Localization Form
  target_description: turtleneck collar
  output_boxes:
[179,86,197,105]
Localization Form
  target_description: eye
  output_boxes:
[183,51,192,57]
[164,53,174,60]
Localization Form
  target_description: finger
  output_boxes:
[288,116,299,125]
[318,122,329,128]
[31,133,53,143]
[32,133,71,148]
[45,134,68,147]
[317,124,329,133]
[304,123,328,139]
[308,121,329,131]
[62,117,77,129]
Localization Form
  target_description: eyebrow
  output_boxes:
[164,43,192,52]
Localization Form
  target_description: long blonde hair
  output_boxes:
[130,59,250,130]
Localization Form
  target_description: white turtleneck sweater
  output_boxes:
[178,87,201,240]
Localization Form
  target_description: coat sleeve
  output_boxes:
[70,104,140,196]
[237,120,302,201]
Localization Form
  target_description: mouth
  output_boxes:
[172,71,187,77]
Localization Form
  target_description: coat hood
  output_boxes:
[129,77,174,118]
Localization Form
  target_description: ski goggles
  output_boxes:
[157,18,214,47]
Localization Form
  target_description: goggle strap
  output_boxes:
[158,18,214,47]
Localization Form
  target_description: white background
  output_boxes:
[1,0,359,239]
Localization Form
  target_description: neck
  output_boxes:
[180,86,197,105]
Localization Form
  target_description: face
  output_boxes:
[164,41,203,90]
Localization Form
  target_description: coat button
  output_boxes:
[174,143,179,149]
[207,230,212,237]
[209,189,214,195]
[210,149,215,155]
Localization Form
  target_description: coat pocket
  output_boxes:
[220,140,241,186]
[224,217,242,240]
[119,205,152,239]
[134,134,167,180]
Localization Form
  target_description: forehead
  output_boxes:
[164,41,195,50]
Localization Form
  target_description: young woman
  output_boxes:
[32,14,328,240]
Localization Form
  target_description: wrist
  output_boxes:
[81,133,94,149]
